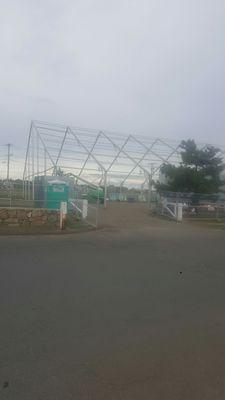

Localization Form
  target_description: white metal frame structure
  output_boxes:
[23,120,185,205]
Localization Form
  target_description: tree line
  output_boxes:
[156,139,224,194]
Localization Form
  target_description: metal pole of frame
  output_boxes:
[119,185,122,201]
[37,131,39,176]
[32,130,35,201]
[148,164,154,210]
[140,181,145,202]
[24,122,34,201]
[96,187,100,228]
[148,174,151,209]
[23,177,26,200]
[104,171,107,209]
[26,176,28,201]
[6,143,11,182]
[27,142,30,200]
[44,148,47,206]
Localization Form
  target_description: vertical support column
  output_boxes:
[27,141,30,200]
[23,121,33,201]
[140,182,144,202]
[44,148,47,207]
[6,143,11,182]
[148,173,152,209]
[6,142,12,202]
[96,189,100,228]
[32,130,35,201]
[23,178,27,200]
[119,185,123,201]
[23,179,26,200]
[36,131,39,176]
[104,171,107,209]
[148,164,154,210]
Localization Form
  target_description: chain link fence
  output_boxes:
[156,191,225,221]
[0,179,101,228]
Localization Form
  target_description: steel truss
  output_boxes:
[22,120,186,205]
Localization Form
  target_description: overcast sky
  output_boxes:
[0,0,225,148]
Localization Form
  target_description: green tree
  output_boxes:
[156,139,224,194]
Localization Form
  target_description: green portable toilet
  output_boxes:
[46,179,69,209]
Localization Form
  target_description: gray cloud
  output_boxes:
[0,0,225,148]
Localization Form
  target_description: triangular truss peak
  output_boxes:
[23,120,184,189]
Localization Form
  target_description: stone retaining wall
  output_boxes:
[0,208,60,227]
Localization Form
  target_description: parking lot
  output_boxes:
[1,207,225,399]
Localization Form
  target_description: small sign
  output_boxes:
[53,186,65,193]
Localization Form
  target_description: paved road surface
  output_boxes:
[1,219,225,399]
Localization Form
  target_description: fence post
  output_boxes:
[60,201,67,230]
[176,203,183,222]
[82,200,88,219]
[161,197,167,215]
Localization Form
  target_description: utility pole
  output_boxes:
[6,143,12,182]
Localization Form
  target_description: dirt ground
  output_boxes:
[1,203,225,399]
[99,202,170,230]
[99,201,224,231]
[1,202,223,234]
